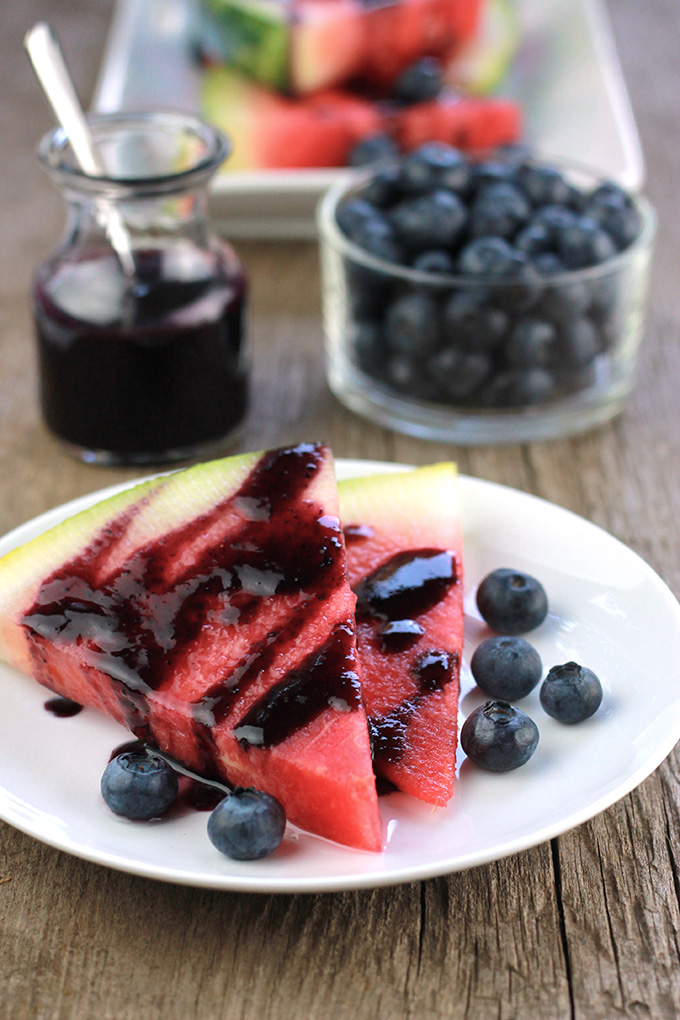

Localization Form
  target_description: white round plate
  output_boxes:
[1,460,679,893]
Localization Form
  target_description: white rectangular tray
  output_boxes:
[93,0,644,238]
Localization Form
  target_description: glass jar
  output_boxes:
[32,111,249,465]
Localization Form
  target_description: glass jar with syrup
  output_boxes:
[32,111,248,465]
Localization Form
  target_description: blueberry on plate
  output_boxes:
[540,661,603,723]
[208,787,286,860]
[476,568,549,634]
[461,700,539,771]
[101,749,178,820]
[470,635,542,700]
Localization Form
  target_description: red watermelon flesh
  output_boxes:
[0,444,382,852]
[339,464,463,807]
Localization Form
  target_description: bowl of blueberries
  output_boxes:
[317,142,656,443]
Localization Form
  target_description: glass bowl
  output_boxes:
[316,156,656,444]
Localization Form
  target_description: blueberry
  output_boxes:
[470,182,531,239]
[555,214,618,269]
[556,316,601,368]
[516,164,579,207]
[470,636,542,700]
[352,213,404,263]
[476,568,548,634]
[461,700,539,771]
[207,787,286,860]
[360,164,402,208]
[336,198,379,238]
[457,236,521,277]
[531,252,567,277]
[394,57,443,104]
[101,749,178,820]
[538,277,590,325]
[482,366,555,407]
[585,182,642,249]
[471,159,519,191]
[515,221,553,258]
[390,189,467,251]
[399,142,470,194]
[349,133,400,168]
[533,204,578,238]
[540,661,603,723]
[442,290,509,352]
[428,347,491,400]
[504,317,557,367]
[411,249,456,275]
[385,291,440,355]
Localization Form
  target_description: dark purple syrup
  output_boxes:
[354,548,456,621]
[44,696,83,717]
[32,245,248,460]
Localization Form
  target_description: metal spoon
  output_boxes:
[24,21,136,276]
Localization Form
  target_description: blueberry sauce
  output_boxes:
[44,696,83,717]
[354,548,456,621]
[32,246,248,460]
[21,444,355,768]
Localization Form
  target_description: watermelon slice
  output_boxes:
[339,464,463,806]
[0,444,382,852]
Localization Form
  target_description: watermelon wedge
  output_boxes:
[339,463,463,806]
[0,444,382,852]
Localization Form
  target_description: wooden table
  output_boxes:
[2,1,679,1017]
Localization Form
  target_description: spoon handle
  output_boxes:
[24,22,136,276]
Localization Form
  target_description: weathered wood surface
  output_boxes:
[1,1,680,1017]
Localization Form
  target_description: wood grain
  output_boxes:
[2,1,680,1018]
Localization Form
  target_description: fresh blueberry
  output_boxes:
[531,252,567,276]
[207,787,286,860]
[555,214,618,269]
[482,366,555,407]
[504,317,557,367]
[470,636,543,700]
[533,204,578,239]
[476,568,549,634]
[515,220,553,258]
[516,164,579,207]
[491,256,544,314]
[471,159,520,191]
[336,197,379,238]
[101,749,178,820]
[457,236,522,277]
[585,182,642,249]
[347,262,393,319]
[394,57,443,104]
[556,316,601,367]
[386,353,439,399]
[411,249,456,275]
[360,164,402,208]
[352,213,404,263]
[428,346,492,400]
[461,700,539,771]
[385,291,440,355]
[470,182,531,239]
[390,189,467,251]
[442,290,508,352]
[540,661,603,723]
[349,132,400,168]
[538,277,590,324]
[399,142,471,194]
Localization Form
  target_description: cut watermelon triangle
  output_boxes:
[0,444,382,852]
[339,463,463,806]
